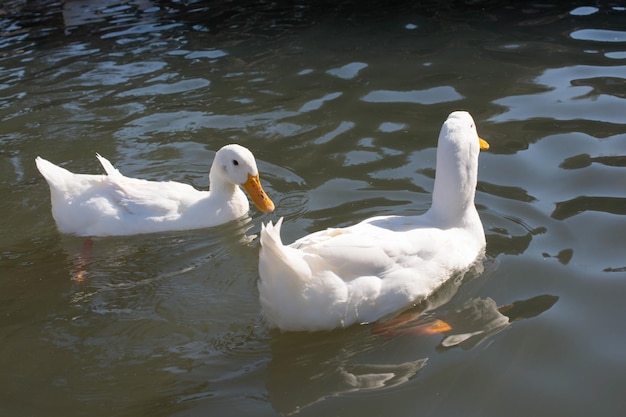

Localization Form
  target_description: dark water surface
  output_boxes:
[1,1,625,416]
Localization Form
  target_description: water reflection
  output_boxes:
[268,328,427,415]
[491,65,626,124]
[58,215,257,281]
[265,263,483,414]
[34,218,267,413]
[560,153,626,170]
[267,282,558,414]
[373,295,558,350]
[63,0,159,28]
[484,212,546,258]
[361,86,463,105]
[552,196,626,220]
[571,29,626,42]
[438,295,558,350]
[327,62,368,80]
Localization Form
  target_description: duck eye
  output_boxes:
[232,159,239,166]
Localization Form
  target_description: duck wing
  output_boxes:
[102,176,200,218]
[290,216,446,282]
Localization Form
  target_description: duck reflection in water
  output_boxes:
[267,293,557,414]
[373,294,559,350]
[266,327,428,415]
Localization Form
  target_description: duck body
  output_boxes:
[258,111,489,332]
[36,144,274,236]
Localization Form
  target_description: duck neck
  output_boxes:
[208,167,239,199]
[428,144,478,227]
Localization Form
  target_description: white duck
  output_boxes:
[258,111,490,331]
[35,144,274,236]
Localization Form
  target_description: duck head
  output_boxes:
[211,144,275,213]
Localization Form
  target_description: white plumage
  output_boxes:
[258,111,490,331]
[35,144,274,236]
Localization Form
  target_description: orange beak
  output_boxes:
[242,173,275,213]
[479,137,490,150]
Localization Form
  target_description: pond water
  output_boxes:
[1,1,625,416]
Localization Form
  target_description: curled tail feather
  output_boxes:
[96,153,122,177]
[259,217,316,329]
[259,217,311,285]
[260,217,288,261]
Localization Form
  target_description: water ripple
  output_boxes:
[101,23,184,39]
[298,91,342,113]
[571,29,626,43]
[491,65,626,123]
[361,86,463,104]
[327,62,368,80]
[117,78,211,97]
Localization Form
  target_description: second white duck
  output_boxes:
[258,111,489,332]
[36,144,275,236]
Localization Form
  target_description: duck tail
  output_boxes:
[259,218,314,328]
[35,156,74,189]
[260,217,310,267]
[95,153,122,177]
[260,217,287,260]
